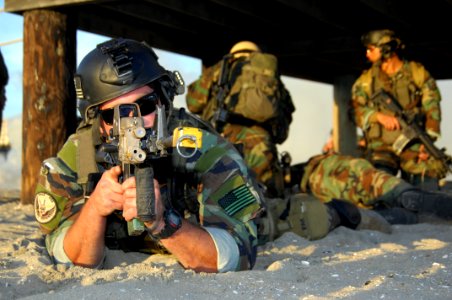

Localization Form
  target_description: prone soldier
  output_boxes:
[34,38,265,272]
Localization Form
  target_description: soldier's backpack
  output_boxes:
[222,52,295,144]
[186,52,295,144]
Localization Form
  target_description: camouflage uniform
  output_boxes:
[352,61,444,180]
[300,153,407,207]
[186,54,294,195]
[34,109,263,271]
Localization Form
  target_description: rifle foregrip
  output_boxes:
[135,165,156,222]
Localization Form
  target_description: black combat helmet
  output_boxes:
[361,29,404,58]
[74,38,184,120]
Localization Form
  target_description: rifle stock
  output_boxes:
[371,90,451,174]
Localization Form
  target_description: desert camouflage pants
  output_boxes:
[307,154,403,207]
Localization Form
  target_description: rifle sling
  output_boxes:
[76,118,101,186]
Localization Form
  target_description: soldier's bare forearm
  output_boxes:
[160,220,218,273]
[64,198,108,268]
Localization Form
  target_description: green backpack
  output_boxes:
[186,52,295,144]
[224,52,295,144]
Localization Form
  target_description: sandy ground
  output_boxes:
[1,189,452,300]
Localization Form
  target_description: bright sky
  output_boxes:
[0,2,451,168]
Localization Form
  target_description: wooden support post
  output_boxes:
[22,10,76,205]
[333,75,358,156]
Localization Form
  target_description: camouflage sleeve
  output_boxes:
[34,135,85,261]
[183,128,263,270]
[186,63,220,114]
[416,63,442,138]
[351,70,378,130]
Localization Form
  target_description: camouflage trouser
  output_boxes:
[307,154,403,207]
[367,139,447,180]
[222,123,277,186]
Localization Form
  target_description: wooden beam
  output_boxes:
[4,0,102,13]
[208,0,286,26]
[99,2,213,36]
[274,0,352,31]
[142,0,239,29]
[75,7,209,58]
[278,36,361,57]
[22,9,76,205]
[358,0,452,29]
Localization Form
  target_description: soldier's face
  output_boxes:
[99,85,157,135]
[366,45,382,63]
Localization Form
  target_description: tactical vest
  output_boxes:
[365,61,425,145]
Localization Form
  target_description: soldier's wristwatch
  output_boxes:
[147,209,182,240]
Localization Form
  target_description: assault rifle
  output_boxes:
[99,103,172,236]
[212,54,232,132]
[371,89,452,174]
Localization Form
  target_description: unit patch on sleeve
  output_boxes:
[34,192,57,224]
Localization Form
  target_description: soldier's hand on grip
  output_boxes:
[89,166,124,217]
[376,112,400,131]
[417,144,430,162]
[122,177,165,234]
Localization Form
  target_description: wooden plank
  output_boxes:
[22,9,76,205]
[4,0,100,12]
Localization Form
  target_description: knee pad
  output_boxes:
[285,193,330,241]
